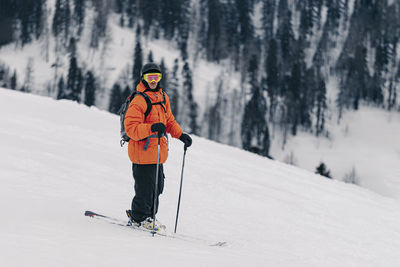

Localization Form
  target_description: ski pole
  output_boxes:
[152,136,161,236]
[174,145,188,234]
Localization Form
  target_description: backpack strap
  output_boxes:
[133,91,152,119]
[145,90,167,113]
[134,91,166,118]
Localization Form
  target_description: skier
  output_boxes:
[124,63,192,231]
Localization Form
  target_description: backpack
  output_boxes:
[119,90,166,147]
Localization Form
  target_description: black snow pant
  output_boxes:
[131,163,165,223]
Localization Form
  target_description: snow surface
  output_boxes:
[2,88,400,266]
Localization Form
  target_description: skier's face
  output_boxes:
[148,80,158,90]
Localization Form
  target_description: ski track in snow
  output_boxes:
[1,88,400,266]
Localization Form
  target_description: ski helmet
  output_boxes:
[141,63,161,76]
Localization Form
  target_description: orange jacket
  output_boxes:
[124,81,183,164]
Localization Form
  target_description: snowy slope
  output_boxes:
[2,1,399,202]
[2,88,400,266]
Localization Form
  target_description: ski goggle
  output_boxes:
[143,73,162,83]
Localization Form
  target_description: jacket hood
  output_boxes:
[136,81,147,93]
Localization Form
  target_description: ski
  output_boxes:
[84,210,167,236]
[84,210,227,247]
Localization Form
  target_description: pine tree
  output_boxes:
[297,48,313,129]
[147,50,154,63]
[394,66,399,110]
[222,0,240,68]
[109,83,122,114]
[116,0,127,27]
[287,62,301,136]
[313,0,342,68]
[277,0,289,23]
[0,0,16,46]
[168,58,180,116]
[262,0,275,41]
[52,0,63,37]
[265,38,279,120]
[159,58,168,90]
[370,37,389,104]
[182,61,198,134]
[2,0,45,46]
[299,1,314,39]
[19,0,35,45]
[160,0,177,40]
[115,0,124,13]
[235,0,254,70]
[33,0,45,40]
[10,70,17,90]
[369,73,383,105]
[52,0,71,43]
[66,56,82,102]
[63,0,71,42]
[315,77,327,136]
[41,4,51,62]
[138,0,160,36]
[0,65,8,88]
[177,0,190,60]
[122,85,131,100]
[125,0,136,28]
[132,30,143,86]
[84,71,96,106]
[22,58,34,93]
[206,0,222,61]
[312,41,324,71]
[241,86,270,156]
[57,76,65,99]
[388,63,400,110]
[315,162,332,178]
[241,55,270,157]
[73,0,85,37]
[387,79,395,111]
[325,0,341,37]
[195,0,208,54]
[207,79,223,142]
[68,37,77,56]
[349,44,369,110]
[75,68,83,101]
[90,0,108,49]
[336,61,351,120]
[235,0,253,46]
[277,9,294,63]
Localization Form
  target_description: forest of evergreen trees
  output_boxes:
[0,0,399,157]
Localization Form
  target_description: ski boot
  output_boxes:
[126,210,166,231]
[140,217,166,231]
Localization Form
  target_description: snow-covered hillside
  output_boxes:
[2,88,400,266]
[2,0,400,202]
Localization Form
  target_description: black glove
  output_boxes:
[151,123,166,137]
[179,133,192,148]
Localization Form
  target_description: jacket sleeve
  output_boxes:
[124,96,152,141]
[165,94,183,139]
